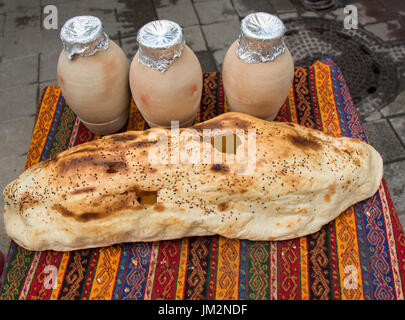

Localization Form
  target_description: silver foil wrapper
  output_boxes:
[60,16,110,59]
[237,12,286,63]
[137,20,185,73]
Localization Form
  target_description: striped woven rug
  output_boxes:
[1,57,404,300]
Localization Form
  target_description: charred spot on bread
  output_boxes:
[70,187,96,195]
[76,212,103,222]
[136,190,158,205]
[154,203,165,212]
[53,204,76,219]
[52,205,107,223]
[66,147,99,156]
[210,163,229,173]
[287,134,322,151]
[18,192,39,212]
[131,140,157,148]
[147,167,157,173]
[218,202,228,211]
[323,184,336,203]
[105,161,126,173]
[108,133,138,142]
[353,158,361,167]
[58,155,125,174]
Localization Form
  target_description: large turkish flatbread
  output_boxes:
[3,112,383,251]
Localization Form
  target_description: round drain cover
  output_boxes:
[302,0,336,11]
[283,18,401,121]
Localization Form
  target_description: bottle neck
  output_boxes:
[63,32,110,59]
[236,33,286,64]
[138,37,185,73]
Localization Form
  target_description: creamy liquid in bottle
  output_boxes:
[57,16,130,135]
[129,20,203,128]
[222,12,294,121]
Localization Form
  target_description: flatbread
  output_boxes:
[3,112,383,251]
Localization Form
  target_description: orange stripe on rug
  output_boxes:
[127,99,146,131]
[25,86,61,169]
[215,236,239,299]
[50,252,71,300]
[335,207,364,300]
[288,88,298,124]
[299,237,309,300]
[314,61,364,300]
[175,238,189,300]
[88,246,121,300]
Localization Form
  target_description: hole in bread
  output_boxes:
[106,164,118,173]
[136,190,158,205]
[105,161,126,174]
[210,134,241,154]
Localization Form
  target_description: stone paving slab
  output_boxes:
[0,37,4,57]
[232,0,275,18]
[39,50,59,82]
[389,117,405,146]
[381,101,405,117]
[0,84,38,121]
[39,0,79,5]
[0,55,38,89]
[365,20,405,42]
[0,116,35,159]
[268,0,296,13]
[4,7,41,35]
[0,154,27,254]
[120,35,138,61]
[383,160,405,229]
[155,0,199,27]
[183,25,207,53]
[194,0,238,25]
[195,50,218,72]
[383,0,405,16]
[363,119,405,163]
[116,0,157,39]
[0,13,5,36]
[201,17,240,69]
[40,28,62,51]
[0,0,40,14]
[3,27,43,58]
[351,0,394,25]
[212,47,228,71]
[201,17,240,51]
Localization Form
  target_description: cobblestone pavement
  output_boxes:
[0,0,404,254]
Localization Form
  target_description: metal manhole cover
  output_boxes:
[301,0,337,11]
[283,18,405,121]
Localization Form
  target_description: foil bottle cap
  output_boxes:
[137,20,185,73]
[60,16,110,59]
[237,12,286,63]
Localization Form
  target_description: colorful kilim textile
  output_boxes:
[1,58,404,300]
